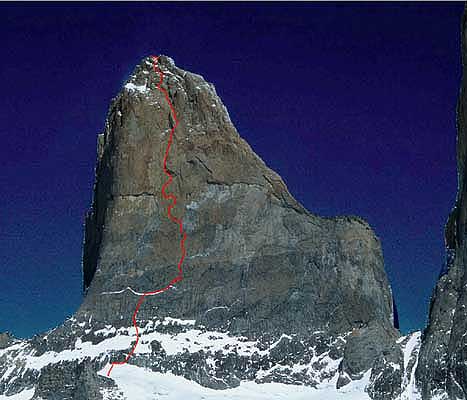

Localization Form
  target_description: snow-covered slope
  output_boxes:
[0,316,422,399]
[97,365,371,400]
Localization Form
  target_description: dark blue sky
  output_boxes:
[0,2,463,337]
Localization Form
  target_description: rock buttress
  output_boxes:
[79,55,398,383]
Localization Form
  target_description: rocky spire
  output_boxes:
[79,55,396,341]
[0,55,401,399]
[416,8,467,399]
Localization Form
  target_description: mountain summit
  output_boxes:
[81,54,396,341]
[0,56,420,399]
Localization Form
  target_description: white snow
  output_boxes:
[98,364,371,400]
[124,82,149,94]
[204,306,229,313]
[402,332,421,371]
[4,318,345,395]
[0,318,375,400]
[187,251,211,259]
[101,286,177,297]
[269,334,292,350]
[186,201,199,210]
[12,318,276,372]
[94,326,117,337]
[24,333,137,371]
[161,317,195,326]
[389,362,401,371]
[399,331,422,400]
[0,389,35,400]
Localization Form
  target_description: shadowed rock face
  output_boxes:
[79,55,397,373]
[416,9,467,400]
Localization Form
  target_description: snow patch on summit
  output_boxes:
[124,82,149,94]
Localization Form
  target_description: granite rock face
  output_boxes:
[0,56,401,399]
[79,54,397,368]
[416,10,467,400]
[0,332,14,349]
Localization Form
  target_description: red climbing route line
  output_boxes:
[107,55,187,377]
